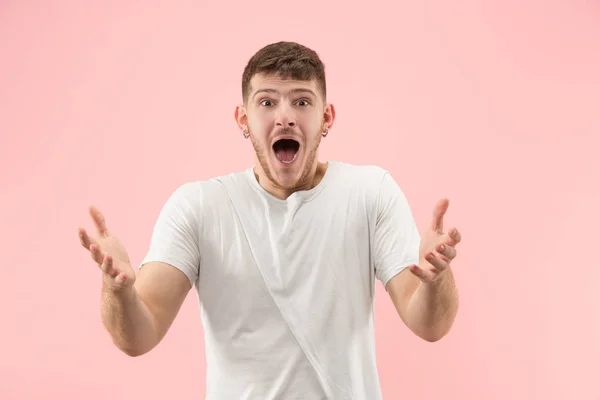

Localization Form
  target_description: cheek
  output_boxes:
[247,119,270,146]
[249,114,271,133]
[302,116,323,137]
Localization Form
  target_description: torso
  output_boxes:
[193,161,387,399]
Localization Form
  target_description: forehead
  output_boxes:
[249,73,319,96]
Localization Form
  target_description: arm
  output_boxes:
[373,172,461,342]
[100,261,191,356]
[81,183,201,356]
[385,265,459,342]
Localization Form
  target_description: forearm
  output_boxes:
[405,270,459,342]
[100,284,159,356]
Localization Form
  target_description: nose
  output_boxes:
[275,104,297,128]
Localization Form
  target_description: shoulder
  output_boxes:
[328,161,410,212]
[329,161,394,192]
[166,168,253,209]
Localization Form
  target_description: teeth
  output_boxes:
[278,152,298,164]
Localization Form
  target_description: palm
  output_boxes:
[418,229,441,268]
[409,198,461,283]
[96,235,133,277]
[78,206,135,288]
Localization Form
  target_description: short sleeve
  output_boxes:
[139,182,201,286]
[373,172,421,287]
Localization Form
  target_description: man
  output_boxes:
[78,41,461,399]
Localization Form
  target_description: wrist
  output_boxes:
[102,279,135,299]
[420,270,450,290]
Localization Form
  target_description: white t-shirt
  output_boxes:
[140,161,421,400]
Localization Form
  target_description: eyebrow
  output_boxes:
[252,88,317,99]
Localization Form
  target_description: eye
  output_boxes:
[260,99,274,106]
[296,99,310,106]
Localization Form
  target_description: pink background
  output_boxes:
[1,1,599,399]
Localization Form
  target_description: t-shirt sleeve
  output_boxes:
[139,182,201,286]
[373,171,421,288]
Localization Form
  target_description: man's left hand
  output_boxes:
[408,198,461,284]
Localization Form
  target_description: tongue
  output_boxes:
[275,148,296,163]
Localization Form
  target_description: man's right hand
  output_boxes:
[78,206,136,291]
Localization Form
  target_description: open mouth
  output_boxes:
[272,138,300,164]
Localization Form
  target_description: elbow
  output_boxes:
[419,332,446,343]
[413,324,454,343]
[419,311,459,343]
[112,338,149,357]
[121,347,146,357]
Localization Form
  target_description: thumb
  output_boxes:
[430,198,449,233]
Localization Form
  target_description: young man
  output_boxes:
[78,41,461,399]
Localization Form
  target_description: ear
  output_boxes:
[234,104,248,132]
[323,103,336,132]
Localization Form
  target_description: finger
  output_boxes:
[425,252,449,272]
[443,228,462,246]
[89,206,109,237]
[430,198,449,234]
[89,243,104,265]
[451,228,461,244]
[78,227,95,250]
[114,272,129,285]
[100,254,119,278]
[408,264,430,282]
[436,243,457,261]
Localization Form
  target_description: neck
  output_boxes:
[254,161,328,200]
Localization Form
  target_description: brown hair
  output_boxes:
[241,41,326,103]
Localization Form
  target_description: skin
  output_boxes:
[234,73,335,199]
[386,198,462,342]
[78,73,460,357]
[78,208,191,356]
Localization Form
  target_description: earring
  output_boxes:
[242,129,250,139]
[322,128,329,137]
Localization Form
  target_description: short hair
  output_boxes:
[241,41,326,103]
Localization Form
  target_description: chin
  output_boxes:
[268,160,306,190]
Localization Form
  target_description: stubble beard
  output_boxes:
[249,130,321,191]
